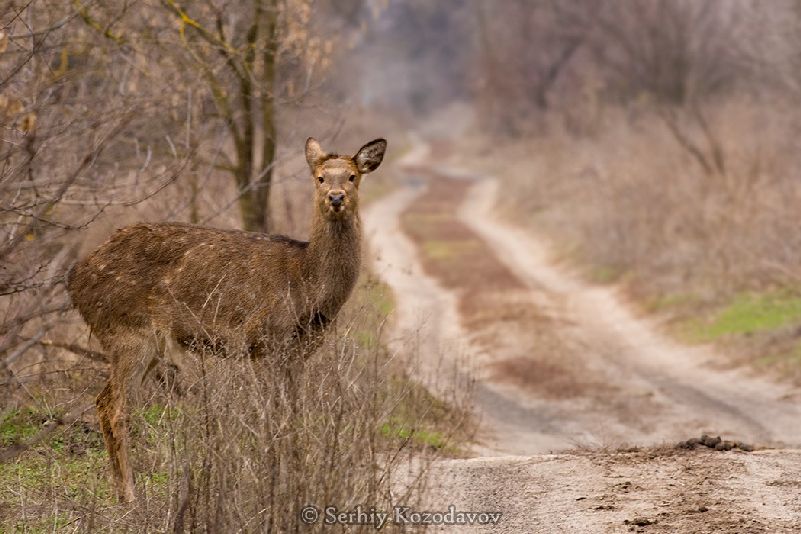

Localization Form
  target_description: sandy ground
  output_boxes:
[362,147,801,532]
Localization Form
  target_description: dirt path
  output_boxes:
[424,448,801,533]
[460,178,801,451]
[362,154,801,531]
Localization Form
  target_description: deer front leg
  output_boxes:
[97,375,135,502]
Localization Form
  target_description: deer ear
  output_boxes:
[305,137,326,170]
[354,138,387,174]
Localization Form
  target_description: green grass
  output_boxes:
[0,403,175,531]
[364,277,394,318]
[0,408,104,455]
[0,448,115,532]
[140,403,168,426]
[380,419,450,450]
[137,402,181,428]
[0,447,114,533]
[378,374,471,455]
[345,271,471,453]
[1,448,111,496]
[0,409,42,447]
[346,273,471,456]
[1,406,110,508]
[683,291,801,342]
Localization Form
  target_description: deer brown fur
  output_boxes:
[67,137,387,502]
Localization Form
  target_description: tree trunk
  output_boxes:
[237,0,277,233]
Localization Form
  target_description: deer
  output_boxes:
[66,137,387,502]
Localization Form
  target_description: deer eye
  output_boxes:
[349,175,356,183]
[317,176,324,184]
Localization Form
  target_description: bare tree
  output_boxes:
[585,0,748,105]
[74,0,331,232]
[472,0,588,133]
[0,2,181,403]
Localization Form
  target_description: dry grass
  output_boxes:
[0,274,472,532]
[487,101,801,299]
[466,98,801,380]
[0,113,465,530]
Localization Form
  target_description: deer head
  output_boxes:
[305,137,387,221]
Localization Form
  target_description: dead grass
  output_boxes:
[0,275,472,531]
[465,99,801,382]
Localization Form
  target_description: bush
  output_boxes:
[1,280,472,531]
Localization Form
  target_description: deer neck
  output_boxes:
[305,211,362,315]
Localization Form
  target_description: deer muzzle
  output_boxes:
[328,191,345,210]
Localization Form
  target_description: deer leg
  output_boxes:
[96,331,158,503]
[96,374,135,502]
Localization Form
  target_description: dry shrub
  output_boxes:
[493,98,801,302]
[134,340,427,531]
[1,282,472,532]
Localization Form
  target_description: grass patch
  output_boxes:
[1,449,111,500]
[140,403,167,427]
[380,419,450,450]
[344,269,471,454]
[1,409,43,448]
[1,451,114,531]
[380,376,471,456]
[1,402,196,530]
[1,405,113,530]
[363,277,394,318]
[682,291,801,342]
[0,408,103,455]
[136,402,181,428]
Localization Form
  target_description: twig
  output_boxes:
[1,329,44,370]
[32,338,108,364]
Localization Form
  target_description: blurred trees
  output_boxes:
[591,0,747,105]
[471,0,801,303]
[474,0,587,133]
[471,0,759,134]
[336,0,473,117]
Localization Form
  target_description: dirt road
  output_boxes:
[363,153,801,532]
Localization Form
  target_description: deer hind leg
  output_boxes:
[96,330,160,502]
[97,373,135,502]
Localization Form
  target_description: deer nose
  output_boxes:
[328,191,345,207]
